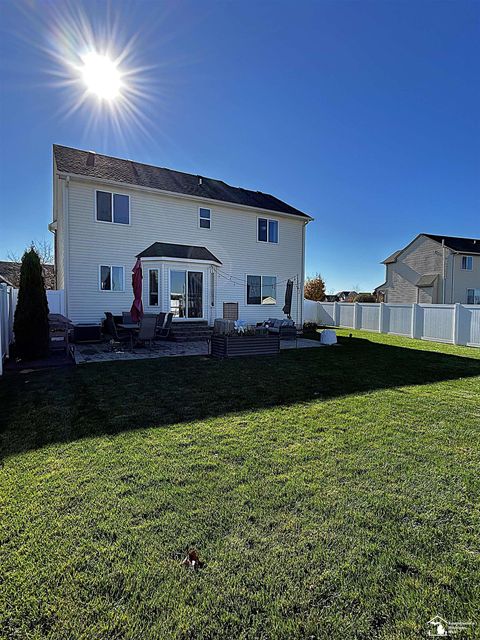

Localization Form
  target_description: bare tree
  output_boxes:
[7,239,54,265]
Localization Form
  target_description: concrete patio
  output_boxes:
[74,337,324,364]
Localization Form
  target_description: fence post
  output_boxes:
[333,302,339,327]
[0,284,7,376]
[453,303,462,345]
[411,303,419,339]
[353,303,360,329]
[378,302,385,333]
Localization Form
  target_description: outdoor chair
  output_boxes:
[135,316,157,348]
[104,312,132,350]
[154,312,166,337]
[122,311,134,324]
[156,312,173,339]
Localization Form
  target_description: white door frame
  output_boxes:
[167,266,207,321]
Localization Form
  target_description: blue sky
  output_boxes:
[0,0,478,293]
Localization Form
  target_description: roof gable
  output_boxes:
[53,145,310,219]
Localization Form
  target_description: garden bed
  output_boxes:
[211,334,280,358]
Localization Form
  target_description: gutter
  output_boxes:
[56,171,314,222]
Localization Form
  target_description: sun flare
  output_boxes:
[80,52,122,101]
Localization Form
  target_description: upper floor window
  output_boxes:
[99,265,124,291]
[247,275,277,304]
[96,191,130,224]
[467,289,480,304]
[199,207,211,229]
[258,218,279,243]
[461,256,473,271]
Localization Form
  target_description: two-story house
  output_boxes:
[375,234,480,304]
[49,145,312,326]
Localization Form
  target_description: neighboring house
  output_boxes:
[375,234,480,304]
[335,290,358,302]
[0,260,55,289]
[50,145,313,325]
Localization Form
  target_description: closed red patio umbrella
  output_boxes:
[130,258,144,322]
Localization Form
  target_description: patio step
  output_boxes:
[170,322,212,342]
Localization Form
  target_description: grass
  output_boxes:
[0,330,479,639]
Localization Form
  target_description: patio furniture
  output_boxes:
[262,318,297,340]
[122,311,134,324]
[213,318,235,335]
[49,313,72,354]
[73,323,102,343]
[104,312,132,350]
[135,316,157,347]
[144,312,166,337]
[156,312,173,339]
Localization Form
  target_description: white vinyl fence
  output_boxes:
[304,299,480,348]
[0,286,65,375]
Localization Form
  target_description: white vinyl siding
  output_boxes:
[63,179,305,324]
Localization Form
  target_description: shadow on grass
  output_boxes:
[1,336,480,459]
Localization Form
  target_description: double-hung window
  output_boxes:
[149,269,159,306]
[258,218,279,243]
[247,275,277,304]
[467,289,480,304]
[461,256,473,271]
[199,207,211,229]
[96,191,130,224]
[99,265,124,291]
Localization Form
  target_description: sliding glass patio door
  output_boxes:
[170,270,203,318]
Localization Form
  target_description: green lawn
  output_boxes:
[1,330,479,639]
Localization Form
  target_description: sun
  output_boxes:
[80,52,122,101]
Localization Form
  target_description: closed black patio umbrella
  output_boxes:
[282,279,293,319]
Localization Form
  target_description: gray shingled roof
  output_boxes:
[0,261,55,289]
[53,145,310,219]
[423,234,480,254]
[137,242,222,264]
[382,249,402,264]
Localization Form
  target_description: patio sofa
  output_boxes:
[262,318,297,340]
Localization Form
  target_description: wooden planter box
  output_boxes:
[211,334,280,358]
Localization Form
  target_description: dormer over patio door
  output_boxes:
[170,270,204,319]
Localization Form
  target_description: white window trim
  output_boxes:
[198,207,211,230]
[257,217,279,244]
[98,265,125,292]
[95,189,131,225]
[461,256,473,271]
[246,274,277,305]
[467,288,480,304]
[148,268,160,307]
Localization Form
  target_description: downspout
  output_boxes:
[442,239,446,303]
[63,176,70,318]
[300,220,307,328]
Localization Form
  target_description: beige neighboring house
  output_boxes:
[375,234,480,304]
[0,261,56,289]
